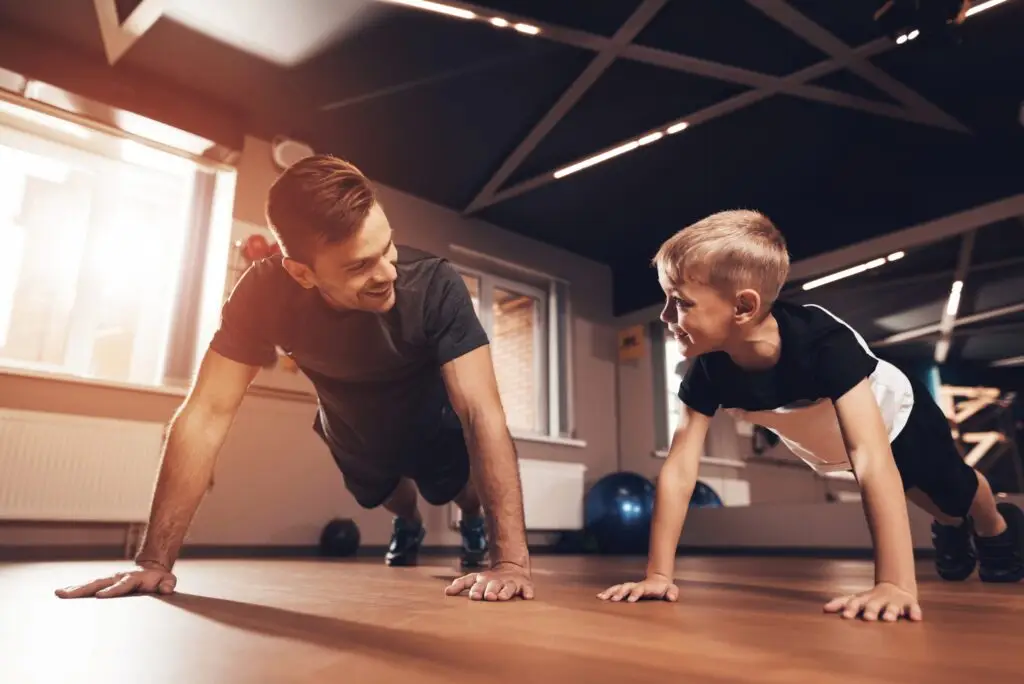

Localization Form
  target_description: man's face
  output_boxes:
[283,203,399,313]
[658,264,736,359]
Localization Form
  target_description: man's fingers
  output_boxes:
[157,578,177,594]
[496,581,518,601]
[444,574,477,596]
[482,579,504,601]
[665,584,680,602]
[626,583,648,602]
[521,580,535,600]
[54,575,120,599]
[908,601,924,622]
[95,575,141,598]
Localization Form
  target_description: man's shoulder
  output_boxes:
[395,244,463,290]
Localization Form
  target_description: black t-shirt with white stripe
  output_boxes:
[678,301,916,473]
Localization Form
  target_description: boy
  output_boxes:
[598,210,1024,621]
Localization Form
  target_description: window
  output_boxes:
[0,90,233,389]
[455,263,573,440]
[664,330,687,443]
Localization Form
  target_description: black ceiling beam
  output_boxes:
[464,0,668,214]
[91,0,169,65]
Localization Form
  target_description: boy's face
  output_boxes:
[657,265,737,359]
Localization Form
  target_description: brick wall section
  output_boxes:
[491,295,538,433]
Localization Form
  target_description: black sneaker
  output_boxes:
[931,517,976,581]
[385,517,425,567]
[975,502,1024,583]
[459,514,488,570]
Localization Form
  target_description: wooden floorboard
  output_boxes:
[2,555,1022,683]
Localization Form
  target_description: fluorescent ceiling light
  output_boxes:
[513,23,540,34]
[666,121,689,134]
[379,0,475,20]
[798,253,905,290]
[490,17,509,27]
[945,280,964,317]
[554,140,640,179]
[966,0,1011,18]
[991,355,1024,367]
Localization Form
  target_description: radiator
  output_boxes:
[448,458,588,532]
[519,458,587,531]
[0,408,165,523]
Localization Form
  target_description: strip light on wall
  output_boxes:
[379,0,541,34]
[801,251,904,291]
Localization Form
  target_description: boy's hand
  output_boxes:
[823,581,922,622]
[597,574,679,603]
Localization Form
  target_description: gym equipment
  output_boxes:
[319,518,361,557]
[584,472,655,555]
[690,480,723,508]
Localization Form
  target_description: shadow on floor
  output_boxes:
[160,592,700,681]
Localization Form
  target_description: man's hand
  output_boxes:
[597,574,679,603]
[823,581,922,622]
[54,561,177,599]
[444,562,534,601]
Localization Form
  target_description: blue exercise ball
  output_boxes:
[690,480,723,508]
[584,472,655,555]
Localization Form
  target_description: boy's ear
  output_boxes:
[734,289,762,321]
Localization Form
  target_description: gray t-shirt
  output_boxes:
[210,245,489,458]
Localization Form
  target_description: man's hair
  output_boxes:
[265,154,377,265]
[652,209,790,304]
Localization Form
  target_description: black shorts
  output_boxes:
[891,377,978,519]
[313,406,471,510]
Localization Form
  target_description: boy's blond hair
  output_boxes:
[653,209,790,304]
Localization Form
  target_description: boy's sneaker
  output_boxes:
[931,517,976,581]
[385,516,426,567]
[975,502,1024,583]
[459,514,488,570]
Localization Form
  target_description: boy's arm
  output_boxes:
[828,377,923,621]
[598,406,711,602]
[647,408,712,580]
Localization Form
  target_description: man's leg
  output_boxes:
[452,480,488,569]
[382,478,427,567]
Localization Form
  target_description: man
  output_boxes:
[55,155,534,602]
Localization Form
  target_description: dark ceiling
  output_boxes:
[0,0,1021,380]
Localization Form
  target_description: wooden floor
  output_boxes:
[2,554,1022,683]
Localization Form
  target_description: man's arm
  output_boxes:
[135,349,260,570]
[440,344,529,571]
[828,378,922,621]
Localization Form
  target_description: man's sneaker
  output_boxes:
[931,517,976,581]
[459,514,488,570]
[975,502,1024,583]
[385,516,425,567]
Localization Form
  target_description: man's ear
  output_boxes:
[734,288,762,323]
[281,257,317,289]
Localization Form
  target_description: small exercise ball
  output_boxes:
[584,472,655,555]
[319,518,361,557]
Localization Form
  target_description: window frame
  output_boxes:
[452,261,573,442]
[0,89,227,392]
